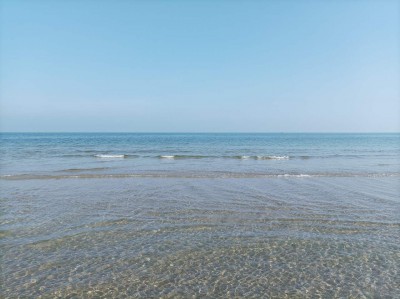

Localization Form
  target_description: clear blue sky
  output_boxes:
[1,0,399,132]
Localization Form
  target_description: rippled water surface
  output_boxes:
[1,133,399,297]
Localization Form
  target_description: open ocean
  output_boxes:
[1,133,399,298]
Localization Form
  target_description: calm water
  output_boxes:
[1,133,399,298]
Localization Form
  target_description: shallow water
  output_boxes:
[1,133,400,297]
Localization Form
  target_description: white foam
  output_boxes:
[94,154,125,158]
[256,155,289,160]
[277,174,311,178]
[160,155,175,159]
[241,156,251,159]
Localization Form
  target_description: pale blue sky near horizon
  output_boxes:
[0,0,399,132]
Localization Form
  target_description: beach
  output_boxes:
[1,133,399,297]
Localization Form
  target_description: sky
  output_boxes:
[0,0,399,132]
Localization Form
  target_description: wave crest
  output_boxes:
[94,154,126,158]
[159,155,290,160]
[256,156,289,160]
[2,172,397,180]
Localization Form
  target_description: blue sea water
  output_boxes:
[1,133,399,297]
[1,133,399,178]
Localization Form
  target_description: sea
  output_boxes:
[1,133,399,298]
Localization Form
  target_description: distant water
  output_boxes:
[1,133,399,297]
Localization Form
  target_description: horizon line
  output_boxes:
[1,131,399,134]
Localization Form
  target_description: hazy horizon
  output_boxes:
[1,0,399,132]
[1,131,399,134]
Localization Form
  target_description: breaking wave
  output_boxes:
[255,155,289,160]
[94,154,126,158]
[159,155,217,159]
[231,155,289,160]
[159,155,290,160]
[1,172,398,180]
